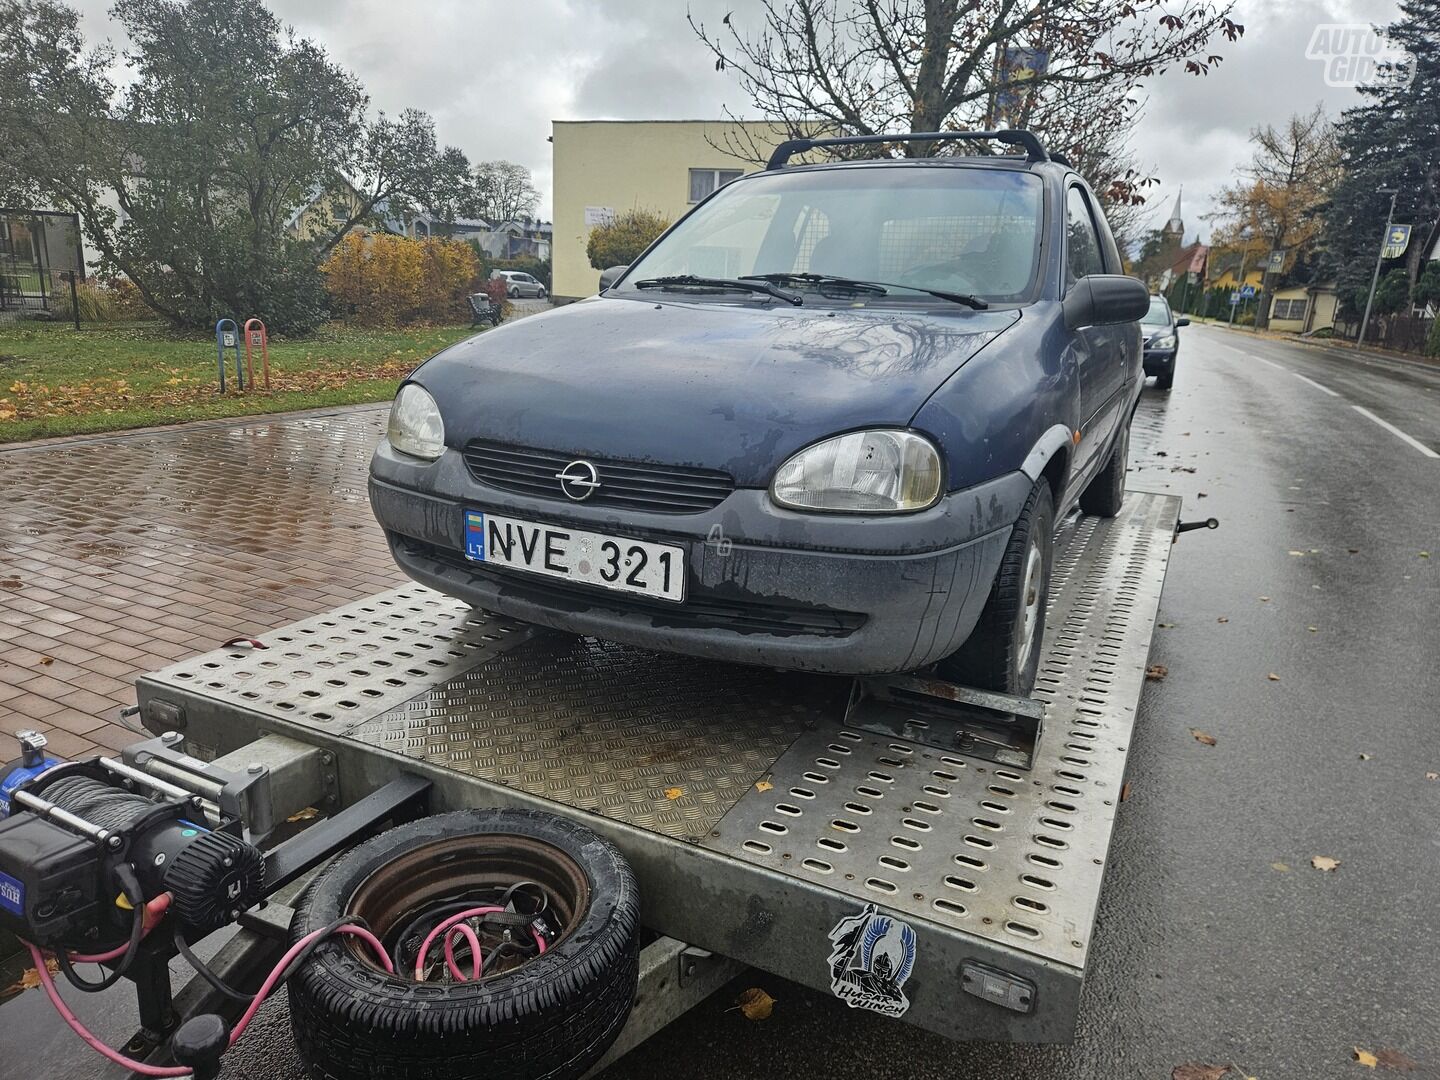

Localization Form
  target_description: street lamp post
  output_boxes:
[1358,188,1399,348]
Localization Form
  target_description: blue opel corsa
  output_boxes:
[369,130,1149,694]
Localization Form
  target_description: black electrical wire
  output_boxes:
[173,924,255,1003]
[56,864,145,993]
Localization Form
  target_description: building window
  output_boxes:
[689,168,744,203]
[1272,297,1308,321]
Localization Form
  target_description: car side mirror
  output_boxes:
[598,265,629,292]
[1175,317,1191,327]
[1063,275,1152,330]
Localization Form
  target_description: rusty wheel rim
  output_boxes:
[344,833,590,981]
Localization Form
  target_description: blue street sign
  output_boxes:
[1239,284,1256,299]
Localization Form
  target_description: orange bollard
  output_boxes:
[243,318,270,390]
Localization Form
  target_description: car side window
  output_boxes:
[1064,186,1104,285]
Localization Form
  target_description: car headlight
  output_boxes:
[1150,334,1177,349]
[387,384,445,460]
[771,430,942,513]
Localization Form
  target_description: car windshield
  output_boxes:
[618,166,1044,305]
[1141,297,1172,325]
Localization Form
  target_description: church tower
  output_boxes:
[1161,187,1184,247]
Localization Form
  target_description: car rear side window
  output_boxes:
[1064,186,1105,283]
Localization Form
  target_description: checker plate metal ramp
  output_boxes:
[705,491,1179,967]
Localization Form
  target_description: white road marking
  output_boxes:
[1292,372,1341,397]
[1352,406,1440,459]
[1252,355,1283,370]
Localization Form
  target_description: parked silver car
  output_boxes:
[491,270,547,299]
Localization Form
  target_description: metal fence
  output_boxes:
[0,208,85,328]
[1332,314,1435,354]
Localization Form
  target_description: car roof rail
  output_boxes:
[765,129,1050,170]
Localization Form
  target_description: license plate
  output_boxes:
[464,511,685,603]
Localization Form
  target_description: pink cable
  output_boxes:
[24,922,391,1076]
[230,923,390,1040]
[414,905,503,980]
[70,893,172,963]
[443,922,483,981]
[25,940,189,1077]
[535,930,547,955]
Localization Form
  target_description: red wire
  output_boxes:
[443,922,483,981]
[69,893,172,963]
[24,922,391,1076]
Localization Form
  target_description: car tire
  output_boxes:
[1156,368,1174,390]
[538,287,548,299]
[508,286,519,298]
[936,480,1054,695]
[1079,416,1129,518]
[287,808,639,1080]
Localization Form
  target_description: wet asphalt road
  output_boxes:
[4,324,1437,1078]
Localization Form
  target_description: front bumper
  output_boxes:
[368,441,1026,675]
[1143,347,1177,375]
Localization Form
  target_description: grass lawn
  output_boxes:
[0,320,479,443]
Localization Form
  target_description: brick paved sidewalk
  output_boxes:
[0,406,406,760]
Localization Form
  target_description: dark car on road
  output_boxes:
[1141,293,1190,390]
[370,130,1149,693]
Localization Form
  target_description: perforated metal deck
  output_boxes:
[138,491,1180,1041]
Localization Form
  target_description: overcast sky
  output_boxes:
[73,0,1402,241]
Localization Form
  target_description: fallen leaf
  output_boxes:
[1312,855,1340,872]
[1307,626,1318,632]
[1172,1064,1230,1080]
[1271,861,1290,872]
[734,987,775,1021]
[754,779,773,792]
[39,656,54,666]
[1354,1048,1379,1069]
[0,578,21,590]
[1267,673,1280,681]
[1120,781,1133,802]
[1217,616,1229,624]
[1420,552,1430,559]
[1426,772,1438,781]
[1190,729,1217,747]
[1259,596,1271,602]
[663,787,684,800]
[286,807,318,822]
[1374,1048,1418,1071]
[1146,663,1169,681]
[1348,548,1360,554]
[1358,753,1371,761]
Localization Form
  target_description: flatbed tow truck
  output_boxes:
[6,492,1195,1075]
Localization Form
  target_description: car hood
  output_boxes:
[414,295,1019,487]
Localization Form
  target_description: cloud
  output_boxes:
[62,0,1403,228]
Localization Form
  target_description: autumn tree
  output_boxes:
[471,161,541,224]
[1208,107,1341,328]
[586,210,671,270]
[690,1,1242,231]
[0,0,475,333]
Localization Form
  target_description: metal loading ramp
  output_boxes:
[137,491,1180,1044]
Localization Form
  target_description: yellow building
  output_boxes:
[1268,283,1339,334]
[551,120,795,302]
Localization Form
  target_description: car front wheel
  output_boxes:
[936,480,1054,694]
[508,286,519,298]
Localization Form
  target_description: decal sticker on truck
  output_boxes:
[827,903,916,1017]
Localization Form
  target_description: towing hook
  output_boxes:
[1174,517,1220,541]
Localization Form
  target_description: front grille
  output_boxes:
[462,440,735,514]
[414,541,864,638]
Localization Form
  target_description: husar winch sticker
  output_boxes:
[826,903,916,1017]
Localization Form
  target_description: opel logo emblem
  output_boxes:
[555,459,601,501]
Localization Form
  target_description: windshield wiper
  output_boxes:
[743,272,989,310]
[633,275,802,306]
